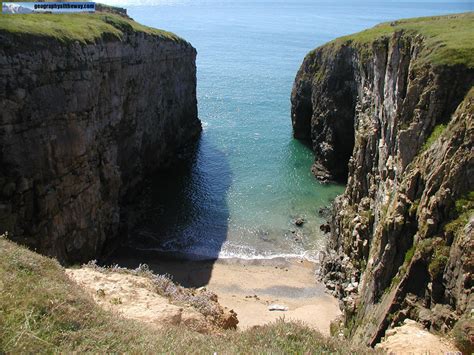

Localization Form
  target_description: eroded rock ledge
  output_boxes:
[0,14,201,264]
[292,13,473,349]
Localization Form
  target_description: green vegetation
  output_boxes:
[0,237,373,353]
[328,13,474,68]
[417,238,435,255]
[454,191,474,214]
[445,191,474,236]
[403,245,415,265]
[0,12,184,44]
[361,209,375,224]
[385,244,415,294]
[422,124,447,151]
[329,318,341,337]
[343,314,363,339]
[408,199,420,217]
[428,244,450,278]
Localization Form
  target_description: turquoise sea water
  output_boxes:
[105,0,472,260]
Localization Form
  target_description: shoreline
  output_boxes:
[103,243,326,263]
[105,250,341,335]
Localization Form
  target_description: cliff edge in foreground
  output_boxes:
[291,13,473,350]
[0,237,372,353]
[0,13,201,263]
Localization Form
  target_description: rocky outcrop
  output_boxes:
[66,266,238,333]
[0,14,200,264]
[375,318,460,354]
[292,14,473,347]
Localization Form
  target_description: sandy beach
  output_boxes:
[198,258,341,334]
[107,251,341,335]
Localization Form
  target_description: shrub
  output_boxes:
[422,124,447,151]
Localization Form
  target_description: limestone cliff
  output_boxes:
[0,13,200,264]
[291,13,473,348]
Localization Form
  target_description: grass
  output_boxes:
[0,237,374,353]
[421,124,447,151]
[327,13,474,68]
[409,198,420,217]
[0,12,185,44]
[454,191,474,214]
[403,245,415,265]
[444,191,474,236]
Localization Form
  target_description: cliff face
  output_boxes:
[0,14,200,264]
[292,14,473,347]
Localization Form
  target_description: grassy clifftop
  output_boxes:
[0,12,184,44]
[0,237,372,353]
[323,12,474,68]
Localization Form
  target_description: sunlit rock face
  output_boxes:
[292,16,473,346]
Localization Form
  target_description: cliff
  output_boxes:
[0,13,201,264]
[291,13,473,349]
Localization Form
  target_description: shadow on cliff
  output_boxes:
[102,135,232,287]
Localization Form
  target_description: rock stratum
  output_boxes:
[0,13,200,264]
[292,13,473,349]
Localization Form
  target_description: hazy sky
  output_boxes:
[98,0,474,7]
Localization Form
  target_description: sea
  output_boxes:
[102,0,473,261]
